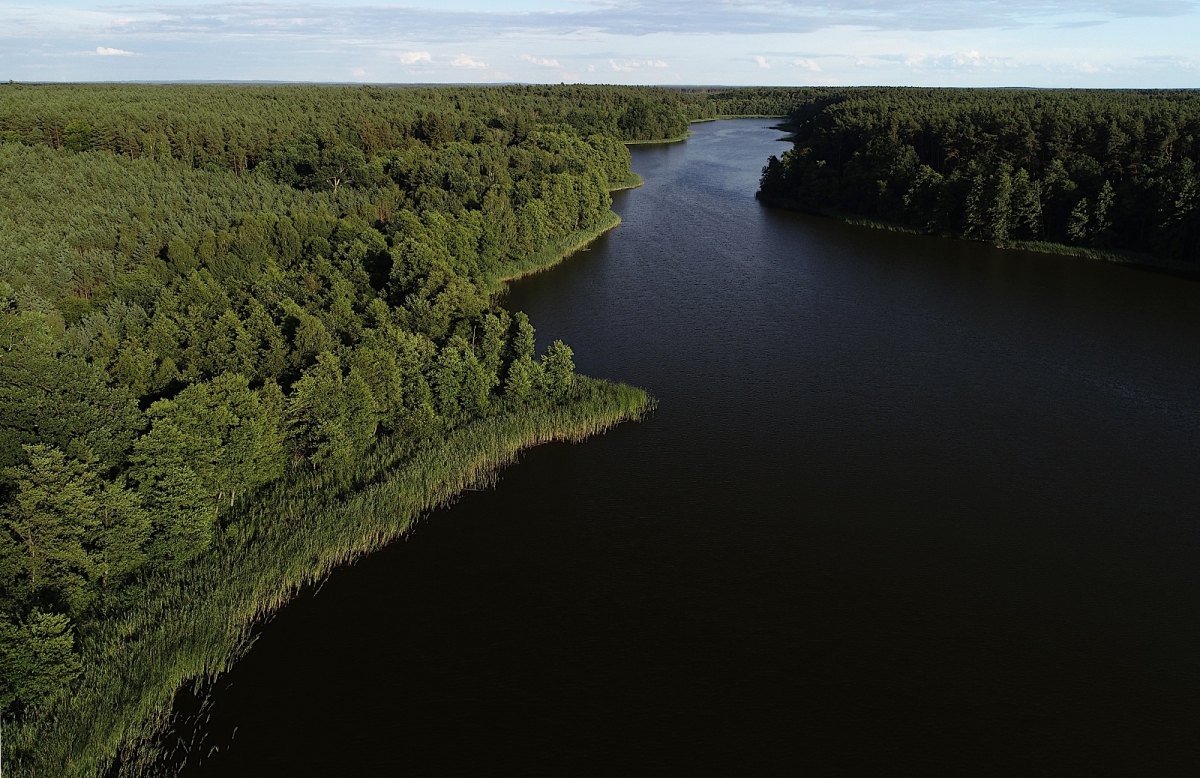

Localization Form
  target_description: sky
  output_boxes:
[1,0,1198,87]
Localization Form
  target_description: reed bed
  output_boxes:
[609,172,645,192]
[624,131,693,145]
[5,379,652,778]
[756,194,1191,274]
[484,173,643,289]
[484,210,623,290]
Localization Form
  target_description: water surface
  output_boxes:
[185,120,1200,775]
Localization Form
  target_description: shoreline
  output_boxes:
[756,192,1198,277]
[692,114,789,122]
[487,173,644,290]
[486,210,623,291]
[12,174,655,777]
[15,382,653,778]
[624,131,692,145]
[623,116,792,147]
[608,171,644,192]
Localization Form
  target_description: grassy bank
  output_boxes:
[485,173,645,290]
[756,192,1194,274]
[691,115,789,122]
[485,210,623,290]
[6,379,652,778]
[624,116,791,147]
[625,131,693,145]
[609,172,645,192]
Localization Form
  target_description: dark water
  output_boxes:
[184,120,1200,775]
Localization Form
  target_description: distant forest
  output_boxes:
[0,83,793,777]
[758,88,1200,264]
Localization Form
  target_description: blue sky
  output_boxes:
[2,0,1198,86]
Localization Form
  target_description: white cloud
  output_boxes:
[646,59,668,68]
[3,0,1196,86]
[1139,55,1198,70]
[399,50,431,65]
[451,54,487,69]
[351,67,366,77]
[587,64,596,72]
[904,51,1016,70]
[519,53,561,67]
[954,50,986,67]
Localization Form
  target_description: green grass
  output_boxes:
[623,116,791,146]
[1003,239,1178,268]
[609,172,644,192]
[484,177,645,291]
[484,210,623,291]
[691,115,789,122]
[756,193,1186,272]
[624,131,693,145]
[5,380,653,778]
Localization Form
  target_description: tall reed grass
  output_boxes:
[757,193,1191,273]
[609,172,645,192]
[484,210,623,290]
[624,131,693,145]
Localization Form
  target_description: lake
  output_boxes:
[182,119,1200,774]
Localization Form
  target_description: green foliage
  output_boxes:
[541,340,575,400]
[142,374,286,507]
[0,83,708,775]
[758,87,1200,263]
[0,446,149,619]
[63,120,93,153]
[5,378,650,778]
[0,610,82,714]
[0,305,143,471]
[127,423,214,567]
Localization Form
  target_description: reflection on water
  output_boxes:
[185,120,1200,775]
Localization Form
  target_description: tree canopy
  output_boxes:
[758,87,1200,264]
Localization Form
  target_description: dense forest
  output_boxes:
[758,88,1200,265]
[0,83,794,777]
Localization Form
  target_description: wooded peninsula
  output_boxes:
[1,83,1197,777]
[0,83,791,777]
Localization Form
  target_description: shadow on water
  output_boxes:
[177,119,1200,776]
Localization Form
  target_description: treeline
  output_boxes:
[758,88,1200,264]
[686,86,824,118]
[0,83,712,746]
[0,83,794,170]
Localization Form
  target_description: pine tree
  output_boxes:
[432,340,466,422]
[0,446,93,611]
[541,340,575,401]
[0,610,82,714]
[1012,168,1043,240]
[1067,198,1091,244]
[987,164,1015,244]
[128,422,213,567]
